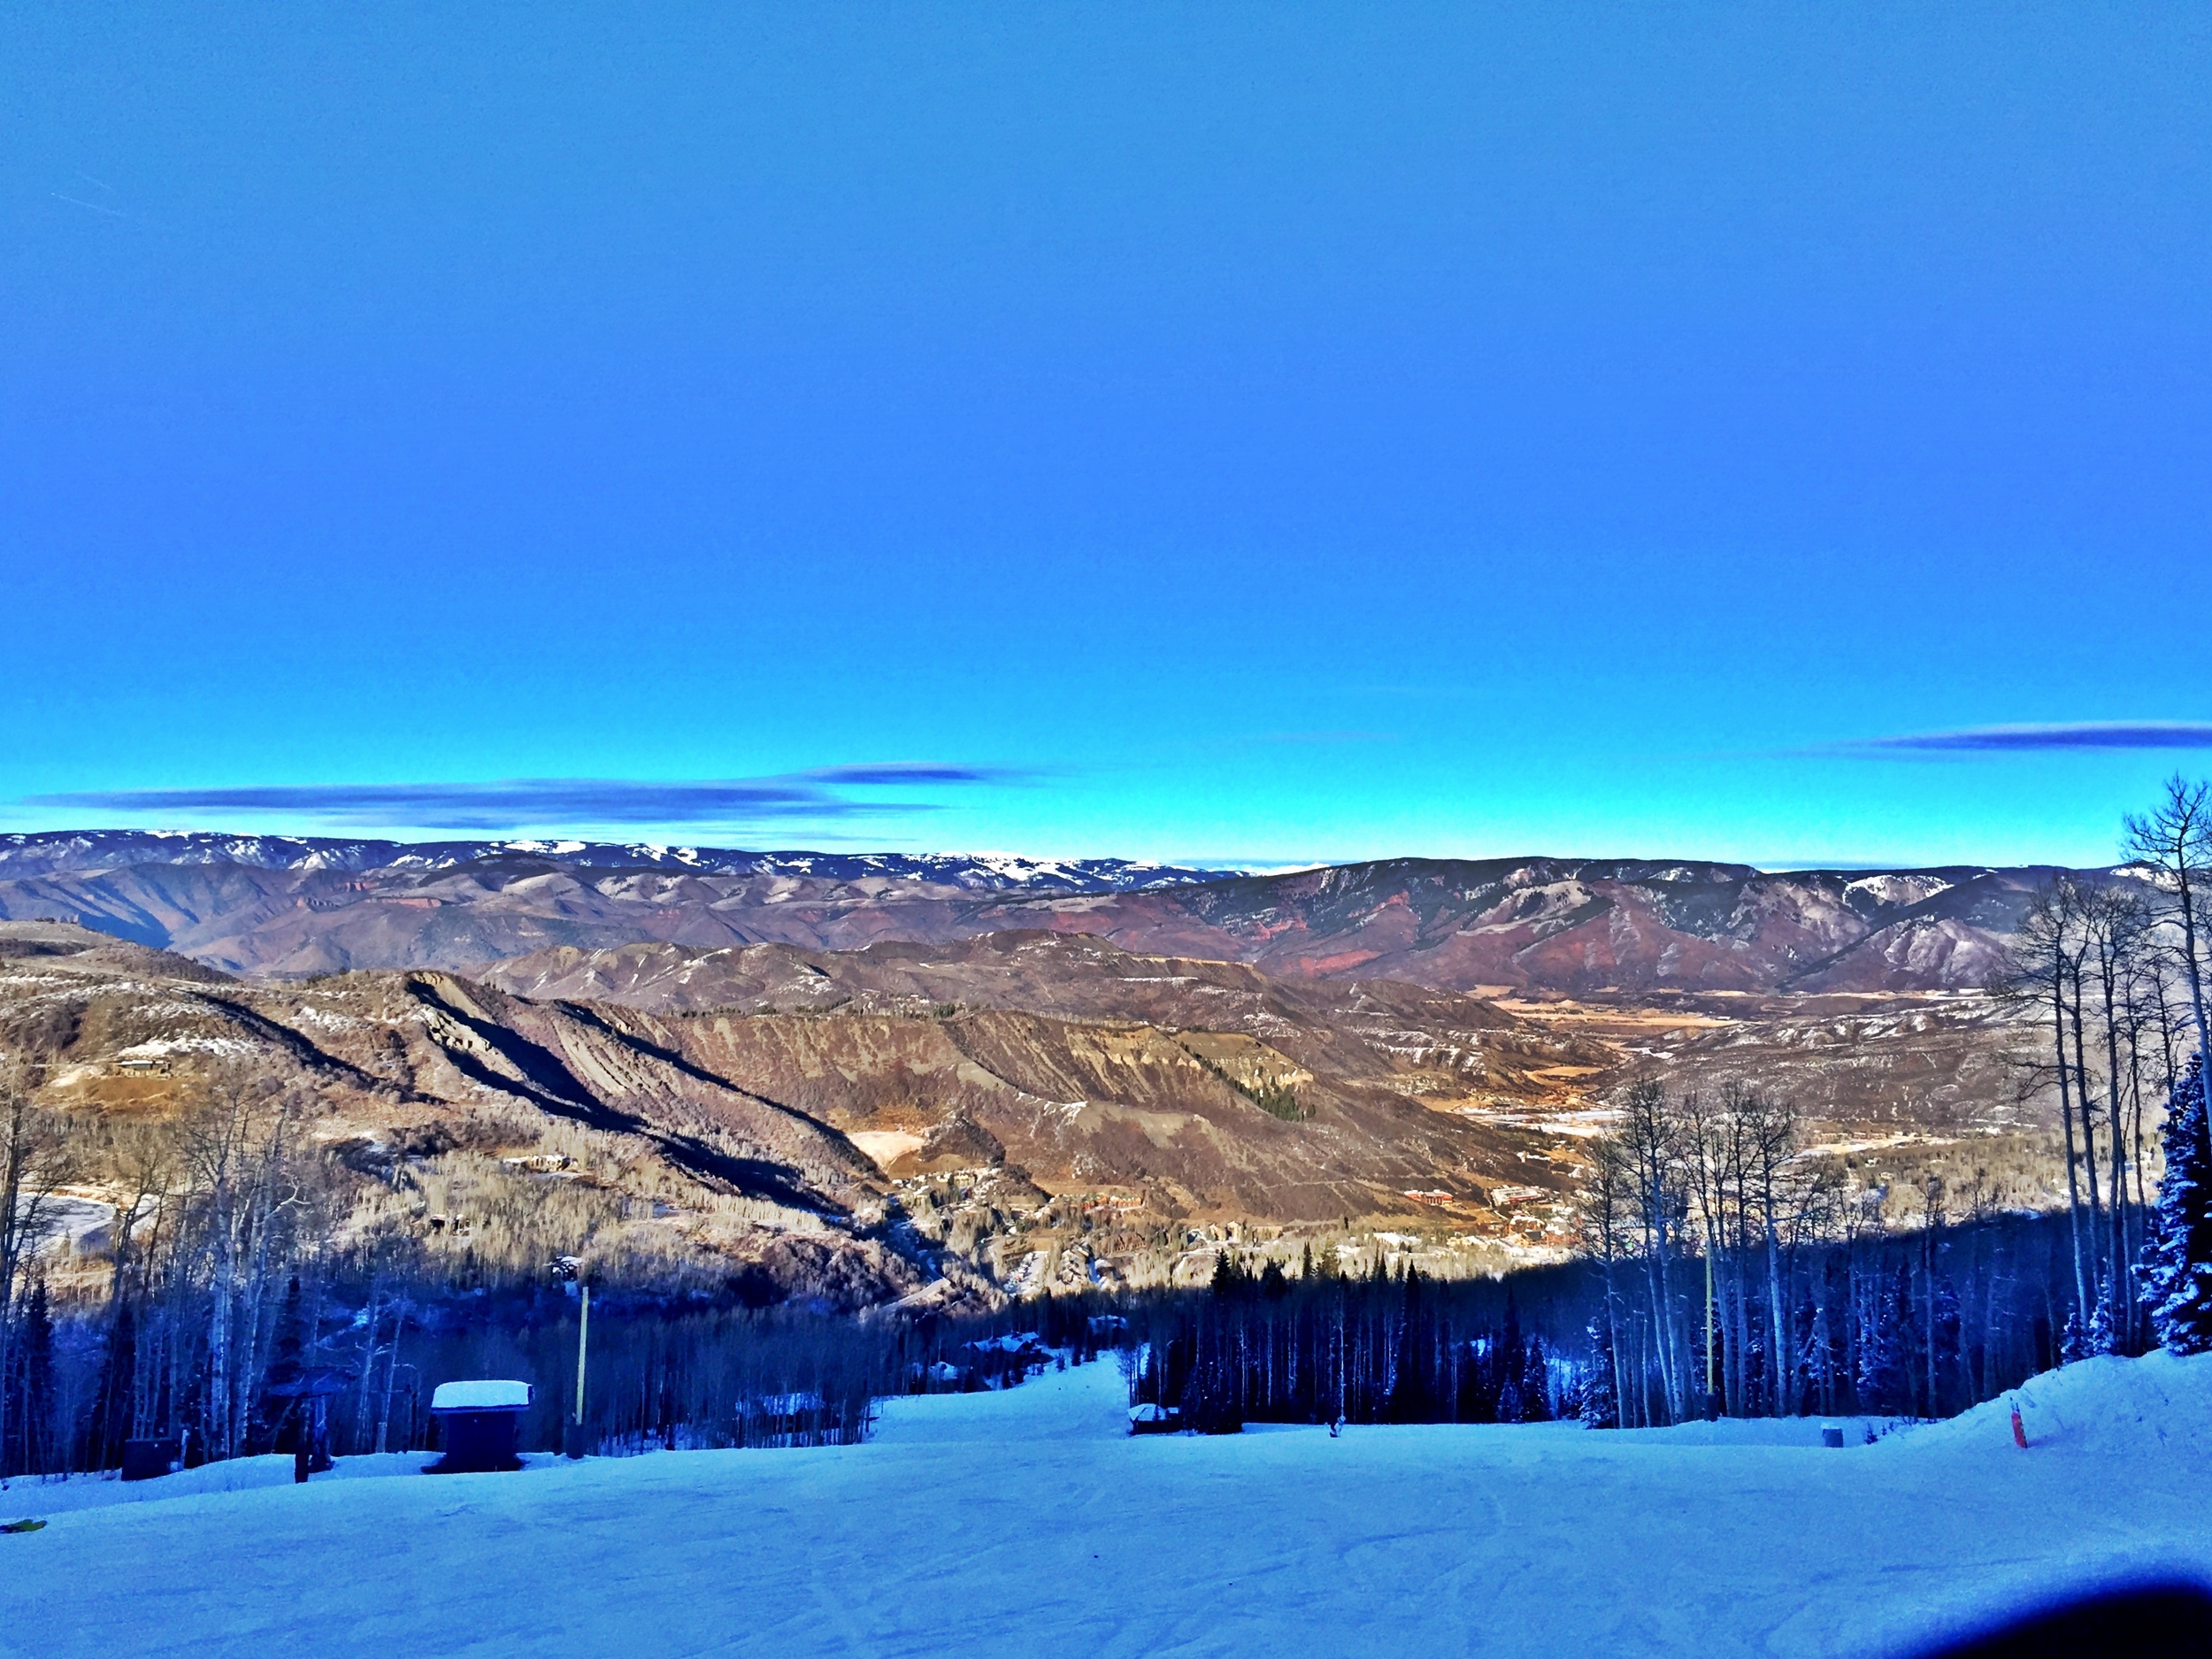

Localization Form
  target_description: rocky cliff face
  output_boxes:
[0,921,936,1308]
[481,929,2059,1215]
[491,932,1617,1224]
[4,920,1619,1302]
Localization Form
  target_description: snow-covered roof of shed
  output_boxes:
[430,1379,533,1411]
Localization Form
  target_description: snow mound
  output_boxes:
[0,1451,563,1517]
[1601,1414,1901,1447]
[4,1357,2209,1659]
[430,1379,533,1410]
[1897,1350,2212,1459]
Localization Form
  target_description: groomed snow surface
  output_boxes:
[3,1352,2208,1658]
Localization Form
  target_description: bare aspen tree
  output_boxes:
[2063,895,2105,1281]
[2085,884,2151,1317]
[1619,1079,1686,1422]
[2122,941,2168,1209]
[0,1060,74,1468]
[1580,1134,1638,1426]
[1680,1087,1727,1413]
[2124,775,2212,1123]
[2000,879,2094,1317]
[179,1073,301,1458]
[1746,1087,1797,1417]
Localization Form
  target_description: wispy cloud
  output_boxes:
[1828,722,2212,757]
[801,763,1026,786]
[27,766,1026,833]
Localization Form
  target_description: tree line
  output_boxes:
[1578,1091,2106,1426]
[1122,1206,2090,1432]
[1993,778,2212,1353]
[1127,781,2212,1432]
[1571,778,2212,1425]
[0,1061,1108,1477]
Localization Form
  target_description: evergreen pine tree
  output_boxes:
[16,1280,56,1476]
[1859,1271,1911,1412]
[1519,1335,1553,1423]
[2136,1053,2212,1355]
[1495,1373,1524,1425]
[1556,1369,1586,1425]
[1931,1274,1964,1413]
[96,1298,137,1471]
[1386,1271,1432,1423]
[1460,1334,1502,1423]
[2060,1307,2087,1364]
[1579,1317,1619,1428]
[2087,1275,2116,1357]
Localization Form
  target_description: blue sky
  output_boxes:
[4,4,2208,869]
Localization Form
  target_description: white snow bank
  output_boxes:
[1887,1349,2212,1460]
[0,1452,565,1517]
[1589,1414,1902,1447]
[0,1455,311,1516]
[1,1356,2207,1659]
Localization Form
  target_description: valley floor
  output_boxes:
[2,1354,2207,1658]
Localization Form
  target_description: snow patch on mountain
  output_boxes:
[0,832,1240,893]
[1845,872,1955,908]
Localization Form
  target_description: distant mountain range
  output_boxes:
[0,832,1233,891]
[960,857,2080,996]
[0,830,2113,995]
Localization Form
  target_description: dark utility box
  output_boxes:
[426,1379,534,1474]
[430,1410,526,1473]
[120,1438,183,1482]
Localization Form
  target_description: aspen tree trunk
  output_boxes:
[1601,1253,1627,1428]
[234,1151,282,1453]
[1764,1195,1787,1416]
[2100,957,2131,1323]
[1923,1202,1939,1415]
[354,1285,383,1448]
[1647,1232,1677,1422]
[1729,1243,1748,1417]
[2052,979,2091,1318]
[208,1173,236,1456]
[2128,1012,2149,1210]
[2067,983,2103,1289]
[165,1256,187,1441]
[0,1092,27,1465]
[1709,1219,1725,1415]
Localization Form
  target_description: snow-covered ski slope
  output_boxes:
[2,1352,2207,1659]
